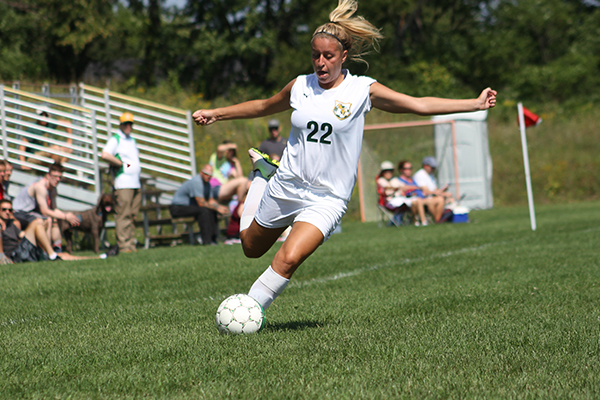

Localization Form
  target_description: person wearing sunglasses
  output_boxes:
[0,199,97,263]
[0,200,13,264]
[397,160,445,224]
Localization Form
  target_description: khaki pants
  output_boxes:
[115,188,142,252]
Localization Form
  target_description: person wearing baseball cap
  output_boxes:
[377,160,428,226]
[101,111,141,253]
[258,119,287,161]
[413,156,455,206]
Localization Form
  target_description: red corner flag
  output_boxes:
[520,106,542,127]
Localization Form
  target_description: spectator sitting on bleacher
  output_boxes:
[13,163,80,252]
[208,141,249,205]
[19,106,74,170]
[376,161,427,226]
[170,164,229,246]
[413,156,455,206]
[397,160,445,223]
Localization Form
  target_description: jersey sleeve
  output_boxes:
[358,76,377,114]
[289,75,307,111]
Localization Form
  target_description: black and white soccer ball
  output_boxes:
[215,294,265,334]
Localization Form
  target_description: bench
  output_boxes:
[136,215,197,248]
[137,202,192,248]
[138,200,230,249]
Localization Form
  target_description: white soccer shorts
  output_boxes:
[254,175,347,241]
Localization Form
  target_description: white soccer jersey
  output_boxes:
[277,70,376,201]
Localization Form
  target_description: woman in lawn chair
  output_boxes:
[397,160,446,224]
[376,161,428,226]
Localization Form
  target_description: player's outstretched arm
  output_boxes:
[370,83,497,116]
[193,80,296,126]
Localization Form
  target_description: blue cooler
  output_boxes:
[452,206,469,223]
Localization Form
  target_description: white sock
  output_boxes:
[49,253,57,260]
[240,172,268,232]
[248,266,289,310]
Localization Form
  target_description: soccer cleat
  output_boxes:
[248,148,279,179]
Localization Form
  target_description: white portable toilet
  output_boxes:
[431,110,493,210]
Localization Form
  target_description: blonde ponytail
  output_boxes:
[312,0,383,65]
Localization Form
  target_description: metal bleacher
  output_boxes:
[0,82,197,211]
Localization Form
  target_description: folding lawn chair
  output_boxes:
[376,184,412,227]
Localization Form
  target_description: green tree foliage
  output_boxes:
[464,0,599,102]
[0,0,598,103]
[0,2,44,80]
[180,0,327,98]
[0,0,117,82]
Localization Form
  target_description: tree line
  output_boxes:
[1,0,598,103]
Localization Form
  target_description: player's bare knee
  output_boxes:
[273,248,302,273]
[240,234,267,258]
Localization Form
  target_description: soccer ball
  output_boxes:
[215,294,265,334]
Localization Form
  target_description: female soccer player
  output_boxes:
[193,0,497,311]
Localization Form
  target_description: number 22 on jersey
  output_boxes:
[306,121,333,145]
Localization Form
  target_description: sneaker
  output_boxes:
[248,148,279,179]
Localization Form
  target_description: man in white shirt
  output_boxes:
[413,156,455,205]
[101,112,142,253]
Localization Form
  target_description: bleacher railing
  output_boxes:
[79,84,196,182]
[0,85,100,195]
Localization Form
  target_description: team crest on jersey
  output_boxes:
[333,101,352,120]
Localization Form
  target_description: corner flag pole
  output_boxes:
[517,102,536,231]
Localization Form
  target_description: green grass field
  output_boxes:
[1,201,599,399]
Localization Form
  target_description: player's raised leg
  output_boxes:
[239,147,281,254]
